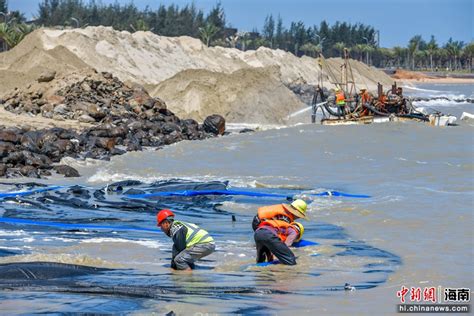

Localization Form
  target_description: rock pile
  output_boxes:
[2,71,169,123]
[0,71,226,178]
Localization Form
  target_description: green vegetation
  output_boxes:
[0,0,37,50]
[0,0,472,72]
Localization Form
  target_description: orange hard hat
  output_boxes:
[157,209,175,226]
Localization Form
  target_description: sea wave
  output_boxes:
[80,237,163,249]
[412,99,470,108]
[402,85,444,93]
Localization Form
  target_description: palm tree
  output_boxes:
[0,22,9,51]
[463,42,474,72]
[352,44,365,62]
[360,44,373,65]
[426,36,438,71]
[333,41,345,57]
[237,31,250,51]
[408,35,422,70]
[0,22,37,50]
[444,38,464,71]
[199,23,219,47]
[377,47,395,68]
[300,43,319,57]
[226,34,239,48]
[392,46,405,68]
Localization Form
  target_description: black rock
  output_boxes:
[203,114,226,135]
[239,128,255,133]
[3,151,25,165]
[0,130,20,144]
[0,141,16,159]
[161,122,181,135]
[110,148,127,156]
[23,151,52,168]
[54,165,80,177]
[20,165,40,178]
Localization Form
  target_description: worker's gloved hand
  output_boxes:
[251,215,260,231]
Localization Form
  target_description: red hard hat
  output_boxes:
[157,209,175,226]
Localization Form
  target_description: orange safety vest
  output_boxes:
[257,205,295,241]
[336,91,345,105]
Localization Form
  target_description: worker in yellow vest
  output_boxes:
[157,209,215,270]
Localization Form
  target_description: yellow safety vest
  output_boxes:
[336,92,346,105]
[175,221,214,248]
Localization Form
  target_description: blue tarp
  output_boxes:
[126,189,370,199]
[0,186,63,199]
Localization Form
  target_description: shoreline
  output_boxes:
[397,77,474,84]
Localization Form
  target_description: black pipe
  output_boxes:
[363,103,390,116]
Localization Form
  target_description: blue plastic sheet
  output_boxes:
[0,186,63,199]
[256,260,280,267]
[293,239,318,247]
[126,189,370,199]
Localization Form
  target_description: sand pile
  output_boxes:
[1,69,170,123]
[392,69,434,80]
[152,66,304,123]
[0,33,90,95]
[0,26,394,123]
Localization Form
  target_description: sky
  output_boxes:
[6,0,473,47]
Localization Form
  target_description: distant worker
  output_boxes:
[335,88,346,117]
[157,209,215,271]
[359,88,372,116]
[252,199,308,265]
[396,87,403,97]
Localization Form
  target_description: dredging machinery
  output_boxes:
[311,50,457,126]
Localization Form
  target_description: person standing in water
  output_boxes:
[157,209,215,270]
[252,199,308,265]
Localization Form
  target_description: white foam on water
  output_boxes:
[0,230,28,237]
[402,85,444,93]
[225,122,285,131]
[19,237,35,243]
[412,186,470,195]
[42,237,77,243]
[80,237,163,249]
[88,169,301,193]
[413,99,470,108]
[0,246,24,251]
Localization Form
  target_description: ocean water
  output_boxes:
[0,83,473,315]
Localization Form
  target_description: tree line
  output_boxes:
[0,0,472,71]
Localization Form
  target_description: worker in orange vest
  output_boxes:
[335,88,346,117]
[252,199,307,265]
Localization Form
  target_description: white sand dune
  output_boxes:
[0,26,394,124]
